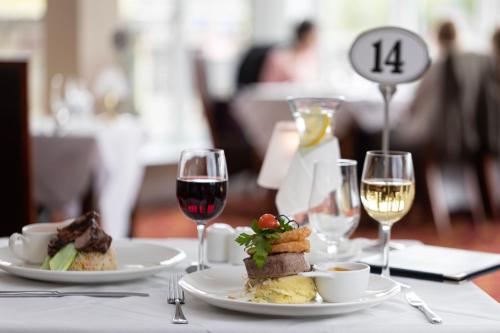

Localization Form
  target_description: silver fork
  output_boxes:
[168,273,188,324]
[405,290,443,324]
[396,282,443,324]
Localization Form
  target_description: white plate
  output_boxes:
[0,241,185,283]
[179,266,400,316]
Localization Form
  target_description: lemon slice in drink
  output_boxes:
[299,113,331,148]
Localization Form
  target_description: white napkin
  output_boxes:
[276,138,341,216]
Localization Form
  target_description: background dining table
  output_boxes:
[231,82,415,158]
[0,237,498,333]
[31,115,145,238]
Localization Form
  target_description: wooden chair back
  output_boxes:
[0,60,34,236]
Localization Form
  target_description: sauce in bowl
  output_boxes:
[328,267,350,272]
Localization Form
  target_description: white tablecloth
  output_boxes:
[31,115,145,238]
[0,238,498,332]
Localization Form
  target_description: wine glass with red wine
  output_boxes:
[176,149,228,273]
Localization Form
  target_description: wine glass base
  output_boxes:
[363,241,407,252]
[185,263,210,274]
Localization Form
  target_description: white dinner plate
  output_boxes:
[179,266,400,316]
[0,241,185,283]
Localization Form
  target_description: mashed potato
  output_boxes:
[246,275,316,304]
[68,248,118,271]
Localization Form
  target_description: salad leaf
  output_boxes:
[40,256,51,270]
[49,243,78,271]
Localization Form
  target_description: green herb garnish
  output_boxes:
[235,215,296,269]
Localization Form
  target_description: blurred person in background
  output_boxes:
[475,28,500,215]
[397,20,484,160]
[396,20,488,226]
[477,28,500,158]
[259,20,319,83]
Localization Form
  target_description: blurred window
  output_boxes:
[119,0,251,146]
[0,0,46,115]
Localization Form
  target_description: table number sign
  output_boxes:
[349,26,430,151]
[349,26,430,85]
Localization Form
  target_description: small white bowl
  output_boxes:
[313,262,370,303]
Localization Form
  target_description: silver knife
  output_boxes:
[0,291,149,298]
[405,291,443,324]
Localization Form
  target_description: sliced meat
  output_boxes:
[88,228,112,253]
[74,225,96,250]
[74,225,112,253]
[47,211,112,256]
[244,252,311,279]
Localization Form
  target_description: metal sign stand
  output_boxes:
[377,83,397,247]
[379,84,396,153]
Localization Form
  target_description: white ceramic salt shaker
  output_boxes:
[228,226,254,265]
[206,223,234,262]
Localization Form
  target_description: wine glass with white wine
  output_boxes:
[360,151,415,277]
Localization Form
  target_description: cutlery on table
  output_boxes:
[0,291,149,298]
[168,272,188,324]
[402,287,443,324]
[388,280,442,324]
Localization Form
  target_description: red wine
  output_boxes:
[176,177,227,221]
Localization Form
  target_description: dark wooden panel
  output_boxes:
[0,61,33,236]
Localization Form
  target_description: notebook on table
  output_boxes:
[361,244,500,282]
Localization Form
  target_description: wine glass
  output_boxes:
[360,151,415,277]
[176,149,228,273]
[308,159,360,259]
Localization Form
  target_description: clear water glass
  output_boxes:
[308,159,360,259]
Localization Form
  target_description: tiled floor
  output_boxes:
[133,205,500,302]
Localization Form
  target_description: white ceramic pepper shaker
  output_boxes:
[206,223,234,263]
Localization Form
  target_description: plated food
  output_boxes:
[179,266,401,316]
[0,241,185,283]
[2,210,186,283]
[236,214,316,304]
[41,211,118,271]
[235,213,377,305]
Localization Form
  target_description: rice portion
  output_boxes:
[68,247,118,271]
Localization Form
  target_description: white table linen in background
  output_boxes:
[31,115,145,238]
[32,135,105,218]
[0,238,498,333]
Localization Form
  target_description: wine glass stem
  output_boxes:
[196,223,206,271]
[381,224,392,277]
[326,241,338,260]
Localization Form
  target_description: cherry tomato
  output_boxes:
[257,213,279,229]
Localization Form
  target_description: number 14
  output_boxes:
[371,40,404,74]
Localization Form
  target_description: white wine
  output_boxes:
[361,178,415,225]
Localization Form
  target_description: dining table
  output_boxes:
[31,115,145,238]
[231,81,416,159]
[0,237,498,333]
